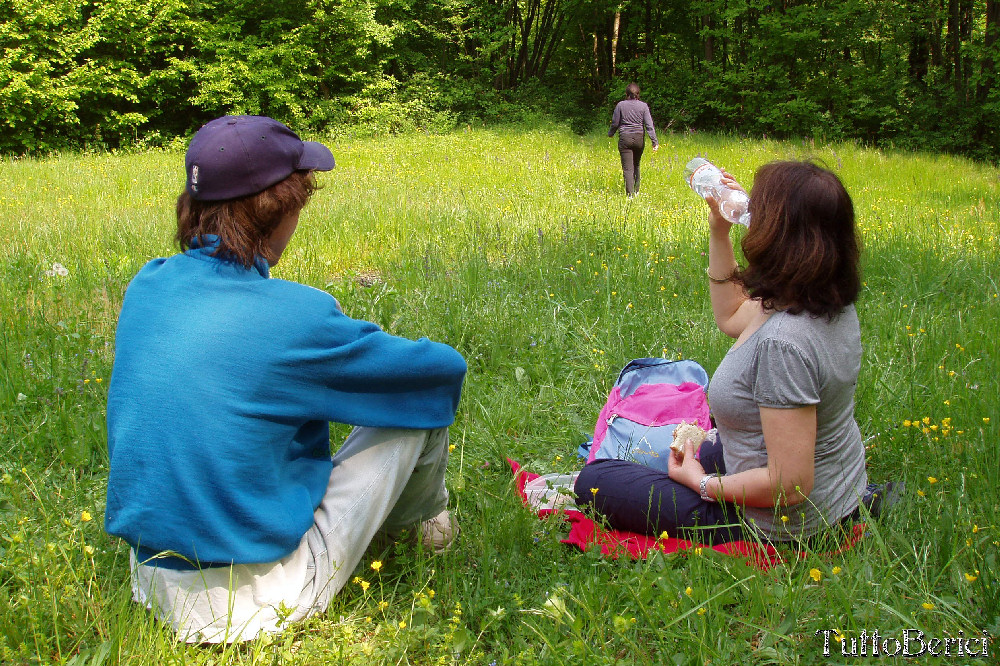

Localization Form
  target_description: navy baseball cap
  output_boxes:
[185,115,335,201]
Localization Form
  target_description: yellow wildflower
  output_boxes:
[81,510,92,522]
[922,602,934,610]
[684,587,693,596]
[371,560,383,572]
[928,476,937,484]
[697,608,707,616]
[590,487,599,495]
[832,566,842,575]
[809,568,822,582]
[964,573,978,583]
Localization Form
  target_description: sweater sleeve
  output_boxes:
[275,297,467,429]
[644,104,658,146]
[608,103,622,137]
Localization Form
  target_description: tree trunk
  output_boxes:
[611,11,620,76]
[703,15,714,62]
[980,0,1000,100]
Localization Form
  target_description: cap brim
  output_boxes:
[297,141,335,171]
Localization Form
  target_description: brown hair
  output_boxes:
[176,170,317,268]
[625,83,641,100]
[733,160,860,317]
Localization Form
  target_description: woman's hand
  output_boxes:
[720,171,745,194]
[667,438,707,491]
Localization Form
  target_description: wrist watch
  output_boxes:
[699,474,717,503]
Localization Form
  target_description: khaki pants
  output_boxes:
[131,426,450,643]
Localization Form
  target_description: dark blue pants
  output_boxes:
[574,438,744,544]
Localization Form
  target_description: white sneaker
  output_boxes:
[419,510,458,553]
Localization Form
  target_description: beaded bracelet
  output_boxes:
[706,267,730,284]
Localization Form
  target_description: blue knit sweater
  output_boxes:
[105,237,467,567]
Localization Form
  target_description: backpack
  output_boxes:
[585,358,713,473]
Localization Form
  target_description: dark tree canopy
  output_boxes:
[1,0,998,160]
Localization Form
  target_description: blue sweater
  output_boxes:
[105,237,467,567]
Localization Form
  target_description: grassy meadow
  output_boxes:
[1,124,998,664]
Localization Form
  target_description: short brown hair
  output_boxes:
[733,161,860,317]
[176,170,317,268]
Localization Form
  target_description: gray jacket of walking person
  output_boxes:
[609,99,658,147]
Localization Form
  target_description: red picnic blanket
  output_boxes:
[509,459,865,570]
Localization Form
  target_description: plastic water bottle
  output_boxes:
[684,157,751,227]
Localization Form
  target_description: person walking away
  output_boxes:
[608,82,659,197]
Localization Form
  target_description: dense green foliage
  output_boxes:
[1,128,998,663]
[2,0,999,159]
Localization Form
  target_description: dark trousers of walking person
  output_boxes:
[618,132,645,196]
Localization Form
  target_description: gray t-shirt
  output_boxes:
[708,305,867,541]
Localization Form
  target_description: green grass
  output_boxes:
[1,124,998,664]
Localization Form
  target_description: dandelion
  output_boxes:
[81,510,92,522]
[809,568,822,582]
[964,573,978,583]
[832,566,842,575]
[371,560,383,572]
[922,602,934,610]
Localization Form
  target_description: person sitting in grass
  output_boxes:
[576,160,870,547]
[104,115,467,643]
